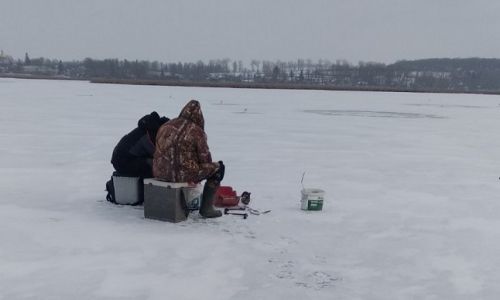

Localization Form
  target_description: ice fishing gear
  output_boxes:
[224,207,246,212]
[223,208,248,219]
[214,186,240,207]
[246,207,271,215]
[224,197,271,217]
[224,205,270,218]
[214,186,270,219]
[240,191,251,205]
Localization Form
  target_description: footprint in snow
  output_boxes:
[275,260,295,280]
[295,271,340,290]
[270,257,339,290]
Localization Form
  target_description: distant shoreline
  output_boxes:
[91,78,500,96]
[0,73,81,81]
[2,74,500,96]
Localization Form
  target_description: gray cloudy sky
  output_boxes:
[1,0,500,64]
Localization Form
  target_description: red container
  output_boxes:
[214,186,240,207]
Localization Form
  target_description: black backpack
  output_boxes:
[105,176,116,204]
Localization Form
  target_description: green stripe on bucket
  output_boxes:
[307,200,323,211]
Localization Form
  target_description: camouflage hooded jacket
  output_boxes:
[153,100,219,183]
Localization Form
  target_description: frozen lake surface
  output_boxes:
[1,78,500,299]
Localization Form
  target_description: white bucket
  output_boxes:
[301,188,325,211]
[112,175,142,205]
[182,184,203,210]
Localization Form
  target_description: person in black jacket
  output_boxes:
[111,111,169,178]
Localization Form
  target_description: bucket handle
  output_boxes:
[301,171,306,190]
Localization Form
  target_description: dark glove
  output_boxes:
[213,160,225,182]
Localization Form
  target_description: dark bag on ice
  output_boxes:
[105,176,116,204]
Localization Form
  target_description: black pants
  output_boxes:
[113,157,152,178]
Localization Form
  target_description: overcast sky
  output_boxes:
[1,0,500,64]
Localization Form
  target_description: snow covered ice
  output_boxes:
[1,78,500,299]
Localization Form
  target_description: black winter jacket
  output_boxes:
[111,112,168,169]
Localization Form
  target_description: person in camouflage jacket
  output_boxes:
[153,100,224,218]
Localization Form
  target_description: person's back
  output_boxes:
[153,101,218,182]
[112,111,168,178]
[153,100,224,218]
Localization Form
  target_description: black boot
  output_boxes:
[199,179,222,218]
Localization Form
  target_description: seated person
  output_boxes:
[111,111,169,178]
[153,100,225,218]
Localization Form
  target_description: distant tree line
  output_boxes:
[2,51,500,92]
